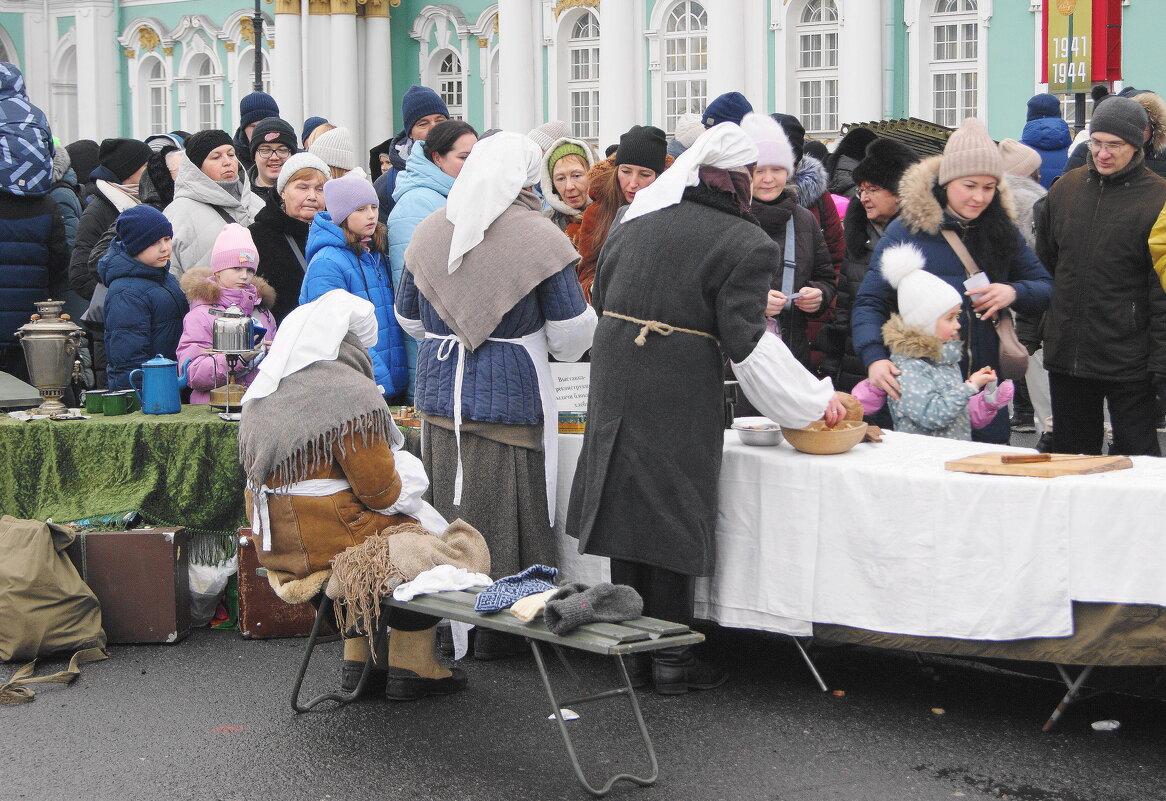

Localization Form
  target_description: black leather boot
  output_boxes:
[473,629,529,661]
[651,646,727,695]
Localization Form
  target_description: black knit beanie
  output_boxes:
[249,117,298,156]
[614,125,667,174]
[185,129,234,168]
[97,138,152,183]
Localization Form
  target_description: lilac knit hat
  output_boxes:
[324,171,378,225]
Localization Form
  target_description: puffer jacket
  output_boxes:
[164,153,265,277]
[0,192,68,346]
[300,211,408,397]
[852,156,1053,442]
[1020,117,1072,189]
[396,264,589,425]
[1037,150,1166,383]
[537,135,597,245]
[387,141,456,399]
[49,151,82,250]
[97,239,188,390]
[750,192,836,368]
[176,268,278,404]
[882,314,975,441]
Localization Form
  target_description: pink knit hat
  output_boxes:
[210,223,259,273]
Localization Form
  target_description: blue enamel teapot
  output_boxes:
[129,355,192,415]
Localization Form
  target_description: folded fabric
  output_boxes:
[508,588,559,622]
[544,582,644,636]
[393,564,494,602]
[473,564,559,613]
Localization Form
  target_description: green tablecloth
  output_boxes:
[0,406,245,563]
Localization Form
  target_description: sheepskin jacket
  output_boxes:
[175,268,279,404]
[882,314,974,441]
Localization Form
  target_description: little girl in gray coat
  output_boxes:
[851,243,1013,440]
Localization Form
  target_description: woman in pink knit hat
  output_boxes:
[176,223,279,404]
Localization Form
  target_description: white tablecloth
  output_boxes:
[554,429,1166,641]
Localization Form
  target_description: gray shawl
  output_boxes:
[403,190,580,351]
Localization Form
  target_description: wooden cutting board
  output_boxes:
[945,452,1133,478]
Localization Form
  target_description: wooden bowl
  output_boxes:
[780,420,869,455]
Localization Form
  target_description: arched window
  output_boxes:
[663,0,707,134]
[144,58,170,136]
[567,11,600,141]
[189,54,220,131]
[437,51,464,120]
[51,48,79,143]
[930,0,979,126]
[796,0,840,136]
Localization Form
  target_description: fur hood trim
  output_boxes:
[897,155,1016,235]
[1133,92,1166,154]
[180,266,276,307]
[538,136,598,217]
[792,154,828,209]
[587,155,616,202]
[882,313,944,361]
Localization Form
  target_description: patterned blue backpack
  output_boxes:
[0,62,53,197]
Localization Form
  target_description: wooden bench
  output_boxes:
[281,576,704,797]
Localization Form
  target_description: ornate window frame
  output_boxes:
[646,0,709,135]
[553,5,600,144]
[410,4,472,124]
[174,31,224,132]
[905,0,991,126]
[793,0,840,137]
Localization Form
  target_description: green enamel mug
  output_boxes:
[83,390,107,414]
[103,390,139,416]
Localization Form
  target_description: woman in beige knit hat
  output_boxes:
[850,117,1053,444]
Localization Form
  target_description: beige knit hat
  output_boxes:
[998,138,1042,179]
[308,126,356,171]
[938,117,1002,185]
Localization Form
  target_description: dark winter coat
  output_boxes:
[750,192,835,367]
[1020,117,1073,190]
[68,189,121,301]
[370,131,410,223]
[49,166,82,250]
[852,156,1053,442]
[0,192,68,346]
[566,183,780,577]
[96,239,188,391]
[248,200,310,323]
[1035,151,1166,383]
[792,155,845,367]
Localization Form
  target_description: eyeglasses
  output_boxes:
[256,146,292,159]
[1088,138,1130,154]
[856,185,887,198]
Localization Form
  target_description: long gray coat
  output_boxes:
[565,185,778,577]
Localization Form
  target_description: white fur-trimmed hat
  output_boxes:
[879,243,962,335]
[739,112,795,174]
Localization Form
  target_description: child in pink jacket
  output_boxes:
[176,223,278,404]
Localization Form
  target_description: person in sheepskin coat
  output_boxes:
[164,130,265,278]
[176,224,278,405]
[852,118,1052,445]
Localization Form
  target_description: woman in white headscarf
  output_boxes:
[395,132,596,659]
[565,123,846,695]
[238,289,483,700]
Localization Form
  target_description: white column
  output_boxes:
[838,0,883,123]
[20,4,52,115]
[706,0,747,103]
[498,0,536,133]
[273,7,304,130]
[306,3,332,120]
[363,9,392,154]
[329,4,359,134]
[598,0,636,147]
[743,0,768,112]
[74,2,118,141]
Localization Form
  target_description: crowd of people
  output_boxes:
[4,56,1166,698]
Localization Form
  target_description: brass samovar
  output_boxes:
[15,299,85,416]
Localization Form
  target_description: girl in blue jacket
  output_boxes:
[299,172,408,399]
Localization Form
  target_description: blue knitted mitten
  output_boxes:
[473,564,560,613]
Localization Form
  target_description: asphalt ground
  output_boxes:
[7,621,1165,801]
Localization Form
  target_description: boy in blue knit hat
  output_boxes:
[233,91,281,173]
[97,205,189,390]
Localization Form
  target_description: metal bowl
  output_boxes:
[731,416,783,446]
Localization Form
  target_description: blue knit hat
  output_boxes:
[239,91,280,129]
[401,85,450,137]
[703,91,754,128]
[116,205,173,258]
[301,116,328,144]
[1026,93,1062,122]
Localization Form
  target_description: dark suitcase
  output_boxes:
[236,529,326,639]
[66,528,191,644]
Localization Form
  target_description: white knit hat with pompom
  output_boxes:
[879,243,963,335]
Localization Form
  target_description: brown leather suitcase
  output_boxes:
[66,528,191,644]
[236,529,325,639]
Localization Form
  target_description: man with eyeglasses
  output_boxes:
[1035,96,1166,456]
[247,117,299,205]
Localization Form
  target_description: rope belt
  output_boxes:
[603,311,719,347]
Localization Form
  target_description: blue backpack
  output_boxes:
[0,62,53,197]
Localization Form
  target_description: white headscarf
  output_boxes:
[444,131,542,274]
[241,289,378,404]
[621,122,759,224]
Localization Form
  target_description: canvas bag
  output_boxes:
[0,63,55,197]
[941,230,1030,381]
[0,516,106,661]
